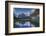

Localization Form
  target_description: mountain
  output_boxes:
[18,13,31,19]
[18,13,25,18]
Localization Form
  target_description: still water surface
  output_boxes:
[14,21,35,28]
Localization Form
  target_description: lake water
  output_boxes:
[14,21,35,28]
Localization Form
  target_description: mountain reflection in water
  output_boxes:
[14,21,35,28]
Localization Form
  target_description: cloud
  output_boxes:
[24,11,30,16]
[30,9,35,14]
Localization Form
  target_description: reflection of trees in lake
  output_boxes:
[19,21,25,24]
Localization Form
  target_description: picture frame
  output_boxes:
[5,1,45,35]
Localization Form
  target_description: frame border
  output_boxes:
[5,1,45,35]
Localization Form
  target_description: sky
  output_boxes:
[13,8,35,17]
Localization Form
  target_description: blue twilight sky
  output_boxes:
[13,8,35,17]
